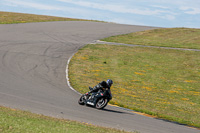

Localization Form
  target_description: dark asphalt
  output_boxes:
[0,21,199,133]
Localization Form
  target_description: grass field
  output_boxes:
[69,44,200,128]
[0,106,131,133]
[102,28,200,49]
[0,11,97,24]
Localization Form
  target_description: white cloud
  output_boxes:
[107,17,146,26]
[151,5,169,9]
[144,0,200,8]
[4,0,64,11]
[160,14,176,20]
[180,6,200,15]
[57,0,169,16]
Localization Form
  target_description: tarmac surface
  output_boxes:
[0,21,199,133]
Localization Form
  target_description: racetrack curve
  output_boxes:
[0,21,199,133]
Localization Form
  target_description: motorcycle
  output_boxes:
[78,87,112,109]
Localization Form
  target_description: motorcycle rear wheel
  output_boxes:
[95,98,108,109]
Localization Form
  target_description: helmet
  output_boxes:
[107,79,113,87]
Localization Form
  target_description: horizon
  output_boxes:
[0,0,200,28]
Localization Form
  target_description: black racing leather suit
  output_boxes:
[89,81,110,93]
[87,81,112,102]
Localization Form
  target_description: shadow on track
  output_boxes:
[83,104,134,115]
[101,108,135,115]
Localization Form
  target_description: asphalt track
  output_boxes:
[0,21,199,133]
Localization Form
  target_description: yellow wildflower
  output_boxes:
[76,55,88,60]
[93,74,99,76]
[168,90,179,93]
[190,102,196,105]
[181,98,189,101]
[91,70,101,72]
[134,72,145,75]
[143,86,152,91]
[184,80,196,83]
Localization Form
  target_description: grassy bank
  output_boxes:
[102,28,200,49]
[0,106,131,133]
[69,44,200,128]
[0,11,96,24]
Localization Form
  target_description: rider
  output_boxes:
[86,79,113,95]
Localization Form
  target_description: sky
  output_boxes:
[0,0,200,28]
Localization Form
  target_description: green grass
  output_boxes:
[102,28,200,49]
[0,11,99,24]
[69,44,200,128]
[0,106,132,133]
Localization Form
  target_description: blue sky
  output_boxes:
[0,0,200,28]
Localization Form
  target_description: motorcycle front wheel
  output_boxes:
[95,98,108,109]
[78,95,86,105]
